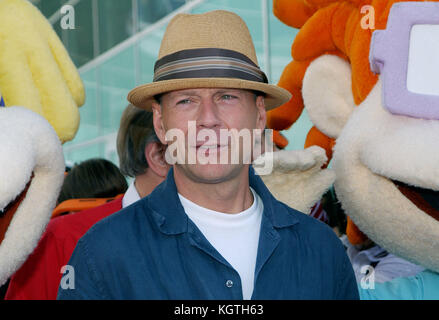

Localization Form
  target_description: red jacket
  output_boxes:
[5,197,123,300]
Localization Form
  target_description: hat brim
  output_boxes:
[127,78,292,111]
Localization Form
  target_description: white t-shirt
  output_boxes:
[178,187,263,300]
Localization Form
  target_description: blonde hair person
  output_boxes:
[117,104,169,199]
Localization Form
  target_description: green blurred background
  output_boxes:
[32,0,312,168]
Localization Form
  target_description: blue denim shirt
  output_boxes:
[57,167,359,300]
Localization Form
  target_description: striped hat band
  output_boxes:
[153,48,268,84]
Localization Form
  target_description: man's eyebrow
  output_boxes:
[166,89,246,100]
[170,90,200,97]
[215,89,234,94]
[214,89,248,96]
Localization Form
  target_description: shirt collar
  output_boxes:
[247,166,300,229]
[145,166,299,235]
[122,181,141,208]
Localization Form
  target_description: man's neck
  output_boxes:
[173,166,254,214]
[134,170,164,198]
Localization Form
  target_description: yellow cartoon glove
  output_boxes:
[0,0,84,143]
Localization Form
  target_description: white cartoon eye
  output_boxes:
[407,24,439,96]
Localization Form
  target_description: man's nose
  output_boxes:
[196,98,222,129]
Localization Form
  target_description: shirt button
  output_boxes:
[226,280,233,288]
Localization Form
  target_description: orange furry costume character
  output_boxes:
[269,0,439,299]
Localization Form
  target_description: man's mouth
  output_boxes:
[0,175,33,246]
[195,144,228,153]
[393,180,439,222]
[196,144,223,149]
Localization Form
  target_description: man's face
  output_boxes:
[152,88,266,184]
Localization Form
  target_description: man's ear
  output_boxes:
[151,102,167,146]
[255,95,267,131]
[145,141,169,178]
[302,54,355,139]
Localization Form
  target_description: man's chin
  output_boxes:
[176,163,246,185]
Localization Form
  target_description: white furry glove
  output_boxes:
[253,146,335,214]
[0,107,65,286]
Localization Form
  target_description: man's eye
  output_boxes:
[177,99,191,105]
[222,95,236,100]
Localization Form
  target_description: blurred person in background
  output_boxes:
[56,158,128,209]
[5,105,169,300]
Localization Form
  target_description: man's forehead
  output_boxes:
[163,88,252,98]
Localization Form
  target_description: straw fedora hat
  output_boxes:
[127,10,291,111]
